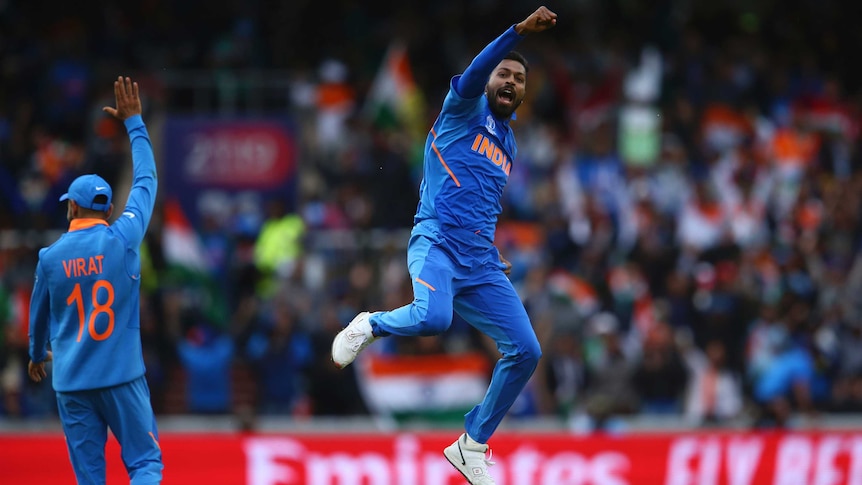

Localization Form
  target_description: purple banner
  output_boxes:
[161,117,298,228]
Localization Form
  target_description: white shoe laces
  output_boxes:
[345,328,370,351]
[484,448,496,467]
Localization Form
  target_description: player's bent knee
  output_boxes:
[411,303,452,335]
[519,338,542,368]
[418,313,452,335]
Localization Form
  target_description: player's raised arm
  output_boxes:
[105,76,158,246]
[455,6,558,99]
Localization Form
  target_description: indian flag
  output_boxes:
[356,352,491,422]
[547,271,601,318]
[162,198,208,273]
[363,42,426,143]
[160,199,228,325]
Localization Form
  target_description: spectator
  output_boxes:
[539,328,588,419]
[683,339,744,426]
[175,318,235,414]
[582,313,639,430]
[244,300,312,415]
[632,322,689,414]
[751,319,816,428]
[253,198,306,296]
[676,177,729,255]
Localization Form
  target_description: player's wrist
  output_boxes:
[124,114,145,131]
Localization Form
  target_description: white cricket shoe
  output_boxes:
[443,433,496,485]
[331,311,379,369]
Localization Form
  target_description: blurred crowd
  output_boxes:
[3,1,862,431]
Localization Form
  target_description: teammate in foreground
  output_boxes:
[28,76,163,484]
[332,7,557,484]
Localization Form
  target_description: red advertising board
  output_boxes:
[2,430,862,484]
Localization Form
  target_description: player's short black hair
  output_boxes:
[505,51,529,73]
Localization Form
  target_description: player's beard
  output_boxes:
[486,87,522,119]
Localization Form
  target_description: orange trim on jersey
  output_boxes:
[149,432,161,450]
[430,128,461,187]
[68,219,109,232]
[415,277,436,292]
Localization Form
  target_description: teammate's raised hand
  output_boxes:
[515,6,558,35]
[102,76,142,121]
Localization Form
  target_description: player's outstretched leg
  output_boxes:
[331,311,379,368]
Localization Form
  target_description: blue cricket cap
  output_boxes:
[59,174,113,212]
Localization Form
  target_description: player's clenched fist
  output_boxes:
[515,6,557,35]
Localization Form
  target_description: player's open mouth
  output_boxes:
[497,87,515,105]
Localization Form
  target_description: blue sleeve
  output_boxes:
[454,25,525,99]
[28,259,50,363]
[112,114,158,248]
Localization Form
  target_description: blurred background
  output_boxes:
[3,0,862,481]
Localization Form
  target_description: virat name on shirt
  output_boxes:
[62,255,105,278]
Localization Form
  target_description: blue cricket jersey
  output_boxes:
[29,115,158,392]
[414,26,525,242]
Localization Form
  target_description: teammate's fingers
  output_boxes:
[117,76,127,98]
[124,77,133,98]
[114,79,120,102]
[133,81,139,101]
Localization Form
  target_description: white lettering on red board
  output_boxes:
[666,435,862,485]
[243,435,631,485]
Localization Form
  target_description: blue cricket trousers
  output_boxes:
[56,375,163,484]
[372,219,542,443]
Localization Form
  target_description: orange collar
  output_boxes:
[68,218,109,232]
